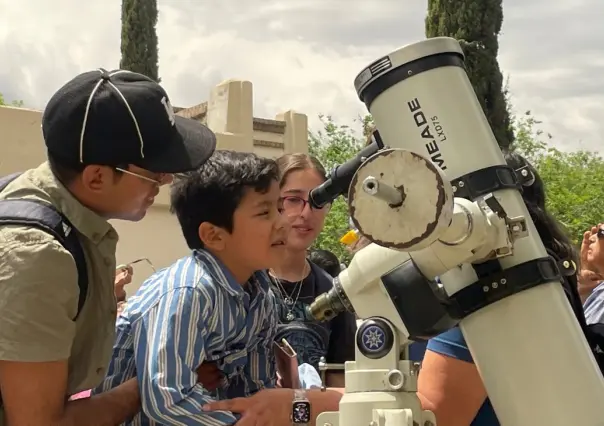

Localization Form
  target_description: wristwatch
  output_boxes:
[291,389,311,425]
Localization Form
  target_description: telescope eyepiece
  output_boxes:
[307,138,383,209]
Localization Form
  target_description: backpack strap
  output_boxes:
[0,172,23,193]
[0,197,88,321]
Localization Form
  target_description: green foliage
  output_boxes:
[120,0,160,82]
[0,93,24,107]
[425,0,513,148]
[510,112,604,244]
[308,115,367,262]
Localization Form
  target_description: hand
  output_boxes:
[116,301,127,316]
[203,388,294,426]
[196,362,223,391]
[578,269,604,300]
[115,266,134,302]
[581,224,600,267]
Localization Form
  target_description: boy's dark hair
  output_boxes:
[170,150,279,250]
[308,249,341,278]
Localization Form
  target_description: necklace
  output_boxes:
[270,262,309,321]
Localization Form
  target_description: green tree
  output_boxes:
[425,0,514,148]
[511,112,604,243]
[308,115,367,262]
[0,93,24,107]
[120,0,160,82]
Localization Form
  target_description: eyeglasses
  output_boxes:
[115,167,172,185]
[597,229,604,240]
[280,195,326,216]
[116,257,157,273]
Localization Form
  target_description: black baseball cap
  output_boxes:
[42,68,216,173]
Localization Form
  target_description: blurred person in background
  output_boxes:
[308,248,342,278]
[579,223,604,323]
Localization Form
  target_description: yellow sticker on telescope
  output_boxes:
[340,230,360,245]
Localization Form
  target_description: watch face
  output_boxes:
[292,401,311,423]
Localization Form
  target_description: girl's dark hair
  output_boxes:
[276,153,326,187]
[503,150,577,265]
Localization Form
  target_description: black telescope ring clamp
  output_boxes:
[446,256,562,319]
[450,165,522,201]
[442,163,545,319]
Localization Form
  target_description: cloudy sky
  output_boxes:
[1,0,602,152]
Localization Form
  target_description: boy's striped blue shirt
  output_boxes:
[93,249,278,426]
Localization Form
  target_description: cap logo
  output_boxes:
[161,96,176,127]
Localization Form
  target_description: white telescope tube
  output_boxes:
[354,37,604,425]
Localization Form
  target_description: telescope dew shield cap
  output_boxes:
[42,68,217,173]
[354,37,465,109]
[351,36,506,187]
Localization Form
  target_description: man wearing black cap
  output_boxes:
[0,69,216,425]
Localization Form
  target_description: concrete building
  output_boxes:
[0,79,309,294]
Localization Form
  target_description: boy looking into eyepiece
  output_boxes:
[94,150,289,425]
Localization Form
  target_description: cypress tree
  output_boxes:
[425,0,514,148]
[120,0,159,82]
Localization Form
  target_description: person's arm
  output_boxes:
[114,265,133,303]
[583,285,604,325]
[579,226,601,303]
[325,311,357,387]
[202,387,345,426]
[417,328,487,426]
[307,388,344,424]
[92,315,138,397]
[0,237,140,426]
[0,360,140,426]
[247,290,279,390]
[135,286,237,425]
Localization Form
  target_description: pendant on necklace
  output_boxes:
[286,311,295,321]
[285,297,294,306]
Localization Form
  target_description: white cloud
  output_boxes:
[1,0,603,151]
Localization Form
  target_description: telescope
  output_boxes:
[308,131,385,209]
[308,37,604,426]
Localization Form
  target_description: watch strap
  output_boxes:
[294,389,307,401]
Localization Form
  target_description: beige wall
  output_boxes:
[0,79,309,295]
